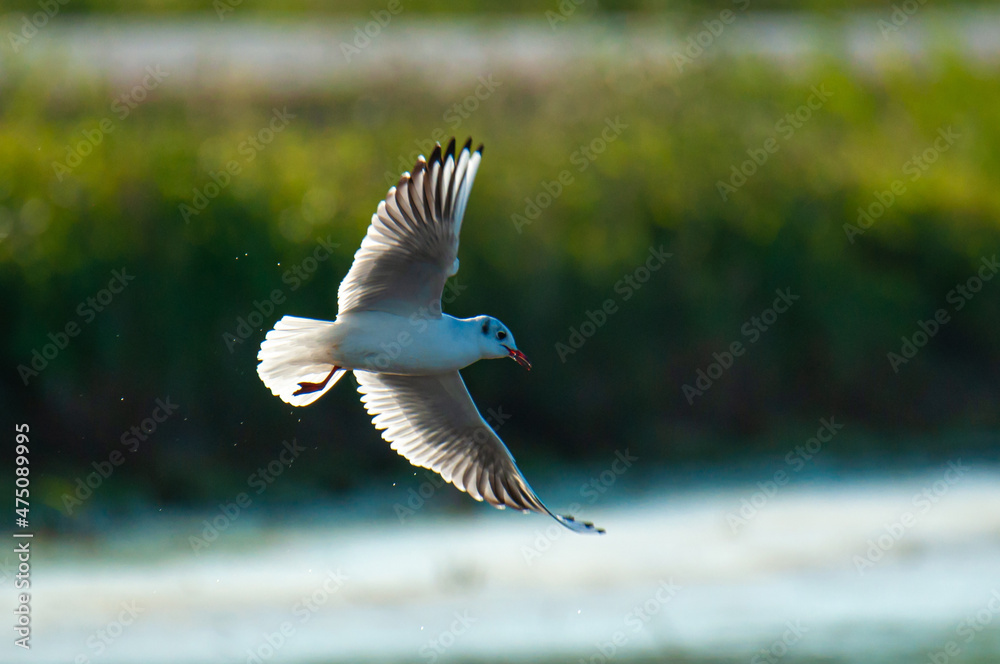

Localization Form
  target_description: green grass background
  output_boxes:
[2,28,999,523]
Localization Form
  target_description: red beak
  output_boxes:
[505,346,532,370]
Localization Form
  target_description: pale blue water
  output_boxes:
[5,467,1000,663]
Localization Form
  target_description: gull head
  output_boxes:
[475,316,532,370]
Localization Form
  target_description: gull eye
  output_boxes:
[497,331,507,340]
[482,321,489,334]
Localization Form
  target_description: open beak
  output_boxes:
[504,345,532,370]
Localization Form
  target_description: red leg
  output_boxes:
[293,366,341,396]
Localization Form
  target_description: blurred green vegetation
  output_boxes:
[3,41,999,526]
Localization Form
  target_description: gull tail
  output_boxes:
[257,315,346,407]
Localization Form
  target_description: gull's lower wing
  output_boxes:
[337,138,481,317]
[354,370,604,534]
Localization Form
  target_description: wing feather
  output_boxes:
[354,370,604,534]
[337,138,480,316]
[444,143,467,222]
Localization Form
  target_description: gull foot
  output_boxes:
[293,366,341,396]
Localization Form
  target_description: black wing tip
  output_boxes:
[424,137,479,165]
[429,138,458,165]
[560,514,606,535]
[453,137,481,156]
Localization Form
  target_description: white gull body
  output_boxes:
[256,138,603,534]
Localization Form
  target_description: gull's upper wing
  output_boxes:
[355,370,604,534]
[337,138,481,317]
